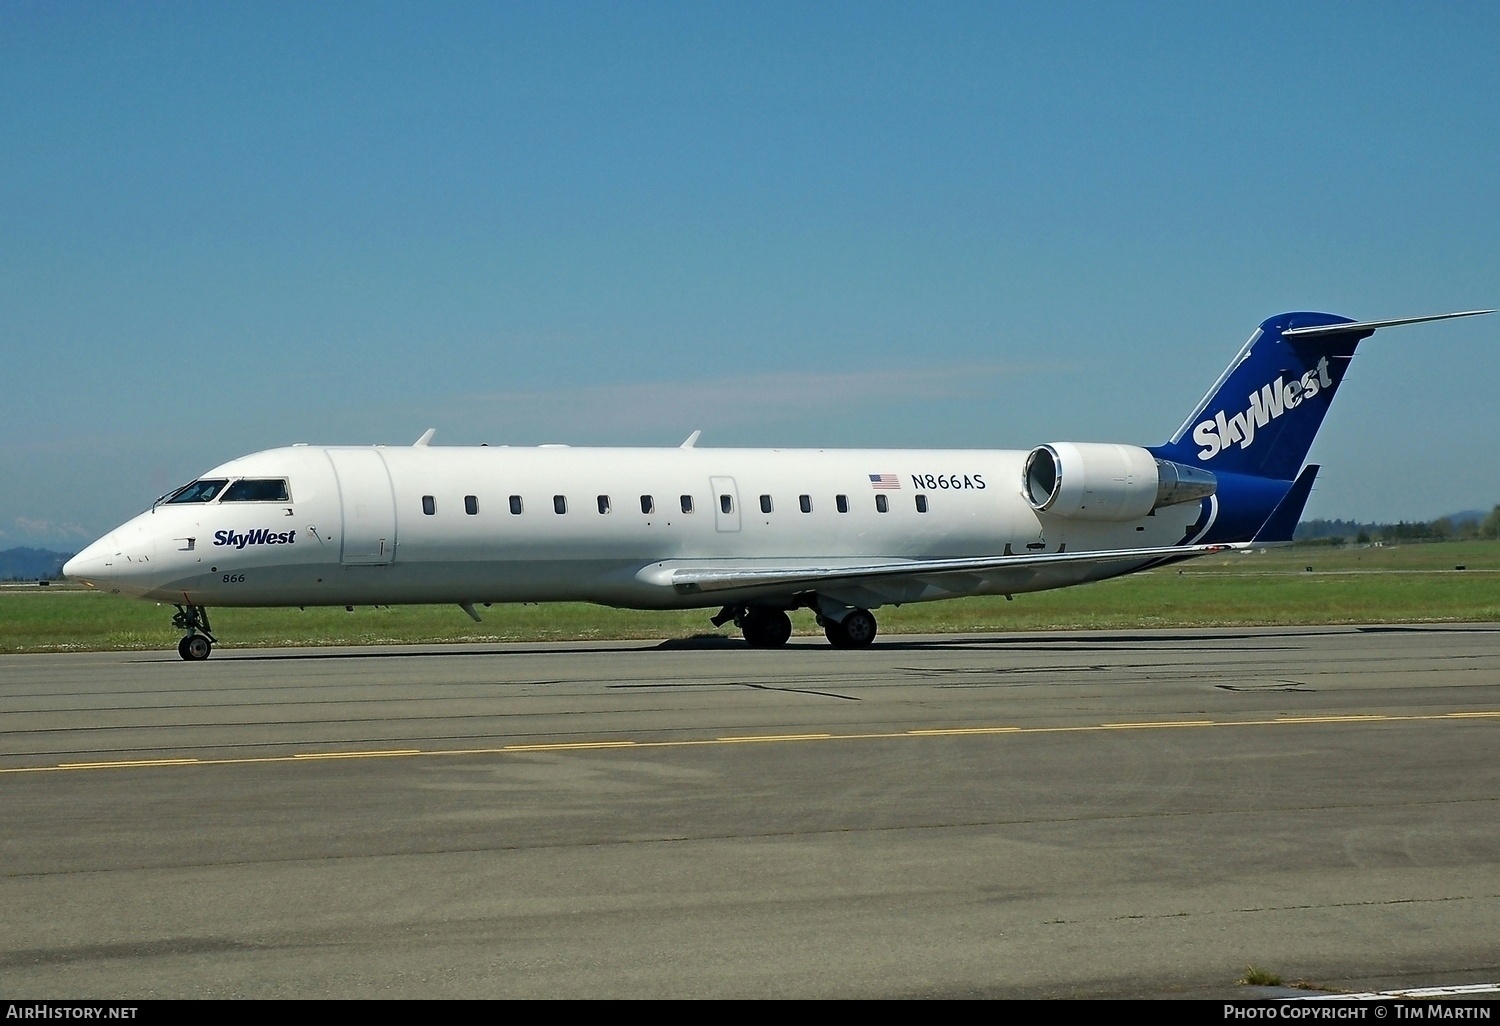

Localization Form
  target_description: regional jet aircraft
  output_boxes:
[64,310,1490,658]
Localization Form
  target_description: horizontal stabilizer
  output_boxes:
[1283,310,1492,338]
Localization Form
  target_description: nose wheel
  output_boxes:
[172,604,217,660]
[178,634,213,661]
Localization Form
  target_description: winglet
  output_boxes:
[680,430,702,449]
[1252,464,1320,544]
[414,428,436,447]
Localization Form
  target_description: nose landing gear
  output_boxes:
[172,604,217,660]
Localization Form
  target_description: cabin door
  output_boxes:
[326,449,398,565]
[710,476,741,533]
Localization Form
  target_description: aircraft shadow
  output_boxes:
[122,622,1494,663]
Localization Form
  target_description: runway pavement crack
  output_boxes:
[1040,893,1495,926]
[742,682,860,701]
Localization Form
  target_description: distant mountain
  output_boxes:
[0,547,73,581]
[1445,509,1489,529]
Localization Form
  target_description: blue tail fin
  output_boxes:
[1150,309,1489,544]
[1152,312,1368,481]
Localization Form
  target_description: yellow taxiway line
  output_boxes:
[4,710,1495,775]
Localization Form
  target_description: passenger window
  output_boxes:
[915,494,928,513]
[422,495,435,515]
[598,495,611,514]
[799,494,812,513]
[720,494,733,514]
[875,494,889,513]
[164,479,229,504]
[222,478,290,503]
[836,494,849,514]
[640,495,655,515]
[680,495,694,514]
[465,495,478,515]
[509,495,523,515]
[759,494,773,514]
[553,495,568,515]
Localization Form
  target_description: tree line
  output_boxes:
[1296,505,1500,546]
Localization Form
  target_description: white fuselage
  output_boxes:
[66,443,1204,611]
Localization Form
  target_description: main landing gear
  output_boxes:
[711,603,879,649]
[711,605,794,648]
[820,608,878,648]
[172,604,217,661]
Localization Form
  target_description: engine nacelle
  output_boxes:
[1022,442,1217,521]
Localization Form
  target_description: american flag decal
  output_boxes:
[869,473,901,490]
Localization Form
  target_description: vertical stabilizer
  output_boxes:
[1152,313,1368,481]
[1151,309,1488,543]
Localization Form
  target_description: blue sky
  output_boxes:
[3,1,1496,550]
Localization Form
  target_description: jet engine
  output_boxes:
[1022,442,1217,521]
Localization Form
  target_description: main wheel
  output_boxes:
[179,634,212,661]
[824,609,877,648]
[742,609,793,648]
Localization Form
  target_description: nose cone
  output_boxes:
[63,536,114,587]
[63,526,159,596]
[62,553,86,581]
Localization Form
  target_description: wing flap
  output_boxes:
[650,542,1238,596]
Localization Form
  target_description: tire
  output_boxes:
[824,609,877,648]
[179,635,212,661]
[743,609,793,648]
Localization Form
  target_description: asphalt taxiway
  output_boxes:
[2,625,1497,998]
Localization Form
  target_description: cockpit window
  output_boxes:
[222,478,291,502]
[164,479,229,504]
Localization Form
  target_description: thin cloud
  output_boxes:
[445,362,1047,437]
[13,518,94,542]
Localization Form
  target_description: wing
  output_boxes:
[635,542,1240,606]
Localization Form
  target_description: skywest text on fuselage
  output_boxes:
[213,529,297,550]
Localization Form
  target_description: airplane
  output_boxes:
[64,309,1490,659]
